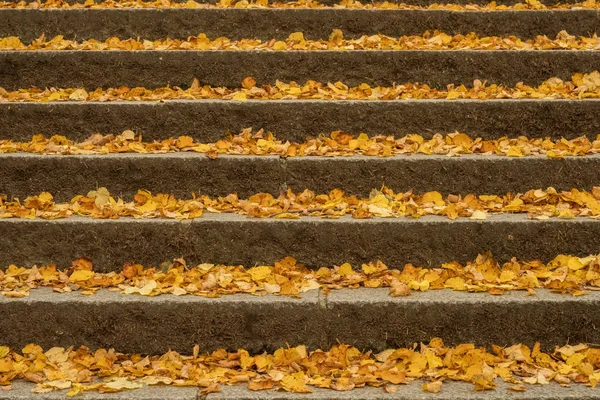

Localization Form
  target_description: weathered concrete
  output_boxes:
[2,381,199,400]
[2,380,600,400]
[2,50,600,89]
[1,214,600,271]
[2,153,600,200]
[1,288,599,353]
[209,381,600,399]
[6,0,591,6]
[0,153,284,200]
[0,287,325,354]
[285,154,600,195]
[326,288,600,350]
[2,100,600,142]
[2,9,598,41]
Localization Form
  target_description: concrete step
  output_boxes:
[5,0,592,7]
[208,383,600,400]
[2,153,600,200]
[1,215,599,271]
[2,9,598,41]
[2,50,600,89]
[2,100,600,142]
[4,380,600,400]
[3,382,199,400]
[2,287,599,353]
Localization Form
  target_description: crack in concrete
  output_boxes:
[318,287,329,310]
[279,156,288,193]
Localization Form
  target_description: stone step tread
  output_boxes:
[2,152,600,199]
[4,380,600,400]
[2,50,600,88]
[2,8,598,41]
[2,99,599,142]
[1,215,599,271]
[1,287,599,353]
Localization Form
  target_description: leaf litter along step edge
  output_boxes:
[1,252,599,298]
[3,186,600,220]
[2,129,600,158]
[1,340,600,395]
[4,30,600,51]
[1,0,596,9]
[3,70,600,102]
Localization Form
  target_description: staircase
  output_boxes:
[2,0,600,398]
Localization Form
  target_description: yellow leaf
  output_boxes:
[247,266,272,281]
[568,257,585,271]
[422,380,443,393]
[69,270,94,282]
[232,92,247,101]
[444,276,466,290]
[470,210,488,220]
[280,372,311,393]
[68,89,88,101]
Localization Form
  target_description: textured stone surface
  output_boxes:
[2,153,600,200]
[0,288,325,353]
[0,153,284,201]
[2,381,199,400]
[2,50,600,89]
[326,288,600,351]
[2,9,598,41]
[208,381,600,399]
[285,154,600,195]
[1,288,599,354]
[3,100,600,142]
[2,214,600,271]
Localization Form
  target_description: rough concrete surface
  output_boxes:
[0,287,325,353]
[0,153,284,200]
[2,153,600,200]
[285,154,600,195]
[2,9,598,41]
[208,381,600,399]
[2,100,600,142]
[2,50,600,89]
[1,381,199,400]
[2,214,600,271]
[3,379,600,400]
[1,288,599,353]
[326,288,600,350]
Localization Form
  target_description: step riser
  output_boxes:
[0,155,285,200]
[2,9,598,41]
[2,51,599,89]
[1,217,599,271]
[6,0,590,6]
[2,155,600,200]
[0,288,597,353]
[3,100,600,141]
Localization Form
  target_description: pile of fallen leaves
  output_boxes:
[2,129,600,158]
[1,0,596,9]
[3,71,600,102]
[3,186,600,220]
[1,340,600,394]
[1,252,599,298]
[4,30,600,51]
